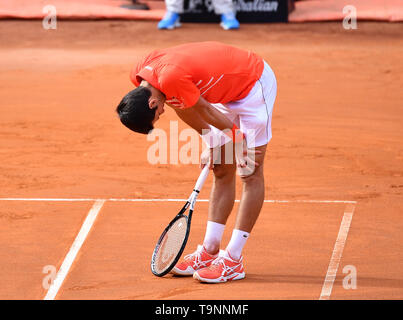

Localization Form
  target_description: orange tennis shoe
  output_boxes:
[171,245,218,276]
[193,250,245,283]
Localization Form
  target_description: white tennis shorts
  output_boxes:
[204,61,277,149]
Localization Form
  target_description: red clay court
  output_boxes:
[0,0,402,300]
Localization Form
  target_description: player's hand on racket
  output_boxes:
[200,146,221,170]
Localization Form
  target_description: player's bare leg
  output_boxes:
[203,143,237,254]
[202,143,267,257]
[193,144,267,283]
[222,143,267,262]
[235,144,267,232]
[209,148,237,225]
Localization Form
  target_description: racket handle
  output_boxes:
[194,165,210,192]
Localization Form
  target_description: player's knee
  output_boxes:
[239,166,263,183]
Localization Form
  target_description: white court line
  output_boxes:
[319,203,356,300]
[0,198,357,204]
[0,196,356,299]
[43,199,105,300]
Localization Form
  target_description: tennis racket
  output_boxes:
[151,166,210,277]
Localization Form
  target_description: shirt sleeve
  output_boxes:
[130,61,142,86]
[158,65,200,108]
[130,52,154,86]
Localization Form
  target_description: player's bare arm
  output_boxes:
[192,96,234,132]
[171,104,210,135]
[171,105,223,170]
[192,97,261,169]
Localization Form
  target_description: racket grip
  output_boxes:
[194,165,210,192]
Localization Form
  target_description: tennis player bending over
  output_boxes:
[116,41,277,283]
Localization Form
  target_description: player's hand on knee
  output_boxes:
[234,140,261,177]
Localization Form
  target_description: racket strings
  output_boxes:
[153,216,188,274]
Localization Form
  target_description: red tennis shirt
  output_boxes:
[130,41,264,109]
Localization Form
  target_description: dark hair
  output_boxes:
[116,86,156,134]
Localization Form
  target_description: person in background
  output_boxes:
[158,0,240,30]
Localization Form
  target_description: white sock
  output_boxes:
[226,229,250,261]
[203,221,225,255]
